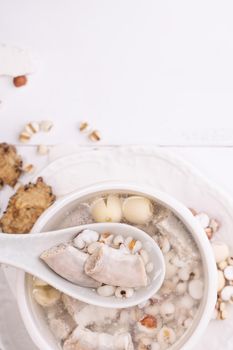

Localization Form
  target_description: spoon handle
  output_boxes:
[0,226,81,273]
[0,232,50,272]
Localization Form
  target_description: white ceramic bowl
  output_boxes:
[16,183,217,350]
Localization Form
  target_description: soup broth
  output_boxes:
[31,192,204,350]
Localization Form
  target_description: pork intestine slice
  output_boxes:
[62,294,119,326]
[63,327,134,350]
[157,213,199,262]
[85,245,147,288]
[40,244,101,288]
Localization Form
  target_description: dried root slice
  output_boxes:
[85,244,147,288]
[0,177,55,233]
[41,244,101,288]
[0,143,22,187]
[32,285,61,307]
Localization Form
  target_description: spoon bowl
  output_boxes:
[0,223,165,308]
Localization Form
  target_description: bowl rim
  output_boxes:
[16,182,217,350]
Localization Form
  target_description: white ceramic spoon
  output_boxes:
[0,222,165,308]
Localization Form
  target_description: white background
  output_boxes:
[1,0,233,146]
[1,2,233,348]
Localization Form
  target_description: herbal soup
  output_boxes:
[31,193,204,350]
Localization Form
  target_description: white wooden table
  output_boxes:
[1,0,233,194]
